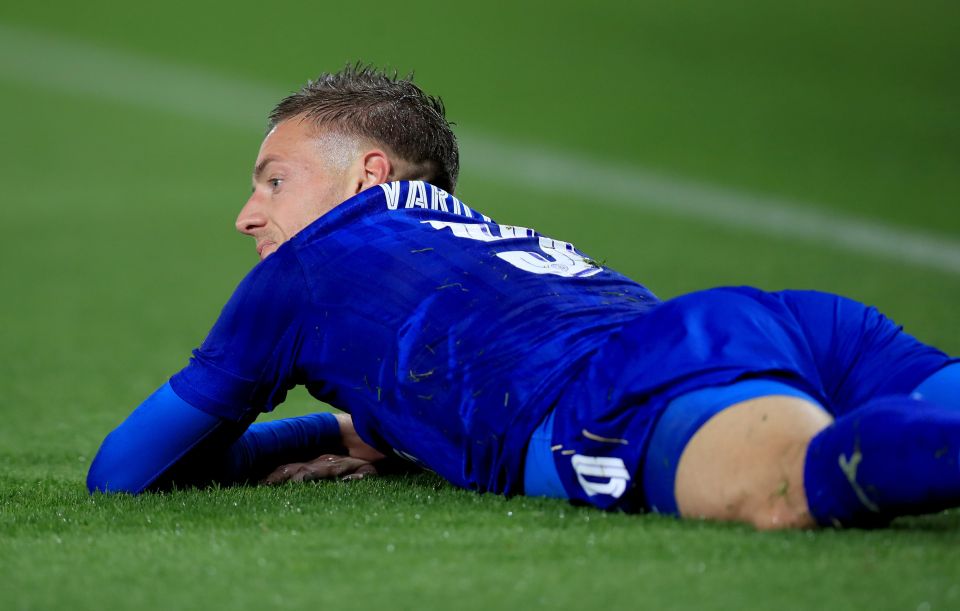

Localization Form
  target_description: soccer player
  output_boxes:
[87,65,960,530]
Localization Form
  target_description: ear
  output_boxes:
[354,149,393,194]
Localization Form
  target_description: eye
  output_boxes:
[269,177,283,190]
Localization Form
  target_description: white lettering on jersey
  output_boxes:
[570,455,631,498]
[497,225,533,239]
[380,182,401,210]
[498,237,602,277]
[422,220,603,278]
[424,220,499,241]
[381,182,493,221]
[431,187,450,212]
[405,181,429,209]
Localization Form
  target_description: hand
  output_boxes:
[262,454,378,485]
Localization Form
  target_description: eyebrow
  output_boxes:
[253,156,279,181]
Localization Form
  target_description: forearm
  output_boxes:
[222,412,349,484]
[87,382,356,493]
[334,413,386,462]
[87,382,233,494]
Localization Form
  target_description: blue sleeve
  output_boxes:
[224,412,344,481]
[170,246,309,422]
[87,382,227,493]
[87,382,344,494]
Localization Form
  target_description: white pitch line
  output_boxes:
[461,136,960,274]
[0,23,274,129]
[3,22,960,275]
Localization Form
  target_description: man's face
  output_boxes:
[237,118,358,260]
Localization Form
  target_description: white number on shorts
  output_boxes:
[571,455,631,498]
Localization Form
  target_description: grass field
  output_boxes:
[2,2,960,609]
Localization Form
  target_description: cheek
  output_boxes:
[277,174,351,237]
[286,189,329,235]
[313,177,352,213]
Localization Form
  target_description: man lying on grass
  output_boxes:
[88,65,960,530]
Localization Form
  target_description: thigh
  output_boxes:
[642,379,820,515]
[778,290,953,414]
[674,395,832,529]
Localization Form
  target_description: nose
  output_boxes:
[235,195,267,236]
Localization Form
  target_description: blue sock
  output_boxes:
[804,395,960,527]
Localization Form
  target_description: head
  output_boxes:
[236,64,459,260]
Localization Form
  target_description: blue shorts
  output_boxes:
[524,287,954,512]
[525,379,821,508]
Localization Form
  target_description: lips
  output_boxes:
[256,241,276,260]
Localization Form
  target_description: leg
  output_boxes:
[641,290,960,528]
[912,362,960,410]
[669,391,960,528]
[674,395,831,529]
[780,292,960,525]
[777,289,956,415]
[805,394,960,526]
[642,379,832,528]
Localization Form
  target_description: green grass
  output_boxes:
[4,476,960,611]
[2,1,960,609]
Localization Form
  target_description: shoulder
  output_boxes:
[239,243,307,294]
[216,244,309,331]
[170,245,311,419]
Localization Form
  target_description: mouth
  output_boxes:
[256,240,277,260]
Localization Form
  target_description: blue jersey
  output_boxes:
[170,181,659,494]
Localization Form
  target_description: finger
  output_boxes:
[310,454,363,478]
[292,456,348,482]
[355,463,378,476]
[335,461,378,481]
[263,462,304,485]
[311,455,350,479]
[268,455,376,484]
[290,467,314,483]
[341,465,377,480]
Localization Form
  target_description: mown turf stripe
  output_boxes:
[4,22,960,274]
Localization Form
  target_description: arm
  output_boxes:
[86,382,356,493]
[263,414,386,485]
[334,413,386,462]
[260,414,386,485]
[88,248,325,493]
[86,382,236,493]
[216,411,386,485]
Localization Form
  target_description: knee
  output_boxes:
[745,495,818,530]
[679,437,817,530]
[741,434,821,530]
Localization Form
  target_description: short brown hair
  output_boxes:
[270,64,460,193]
